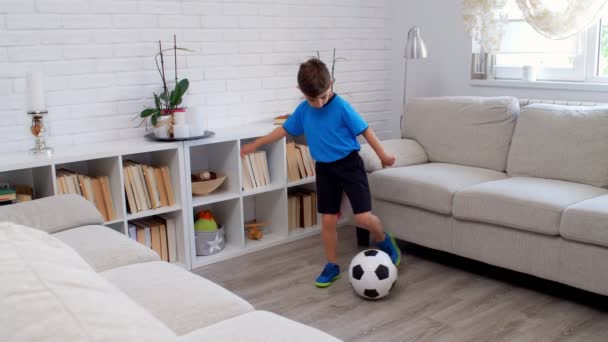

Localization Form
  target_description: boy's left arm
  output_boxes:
[361,128,395,167]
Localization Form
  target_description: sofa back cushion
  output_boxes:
[0,221,175,342]
[0,194,104,234]
[403,96,519,172]
[507,103,608,187]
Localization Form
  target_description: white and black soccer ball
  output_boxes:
[348,249,398,300]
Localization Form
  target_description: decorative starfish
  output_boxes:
[207,233,224,253]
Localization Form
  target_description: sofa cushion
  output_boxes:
[453,177,608,235]
[561,194,608,247]
[0,194,103,234]
[358,138,428,172]
[176,311,341,342]
[102,261,254,335]
[0,221,175,342]
[403,96,519,172]
[507,103,608,187]
[53,224,160,272]
[369,163,507,214]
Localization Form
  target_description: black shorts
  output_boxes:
[315,151,371,215]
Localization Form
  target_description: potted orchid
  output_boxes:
[139,35,191,138]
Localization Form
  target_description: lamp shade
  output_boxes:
[405,26,428,60]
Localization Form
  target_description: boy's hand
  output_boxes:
[380,153,396,168]
[241,143,257,157]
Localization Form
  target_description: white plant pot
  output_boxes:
[173,110,187,125]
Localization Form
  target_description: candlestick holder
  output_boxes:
[28,110,53,155]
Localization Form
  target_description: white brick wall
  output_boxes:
[0,0,393,153]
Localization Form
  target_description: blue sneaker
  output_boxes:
[377,232,401,266]
[315,262,341,288]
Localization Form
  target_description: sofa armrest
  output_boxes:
[0,194,103,234]
[359,138,428,172]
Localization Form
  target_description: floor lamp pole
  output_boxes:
[400,57,409,138]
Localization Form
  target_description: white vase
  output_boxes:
[187,106,206,137]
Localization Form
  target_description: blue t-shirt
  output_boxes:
[283,94,369,163]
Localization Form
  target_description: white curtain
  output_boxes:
[463,0,608,52]
[462,0,509,54]
[515,0,608,39]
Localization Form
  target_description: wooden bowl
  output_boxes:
[192,175,226,196]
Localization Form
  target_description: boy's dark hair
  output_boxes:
[298,58,331,98]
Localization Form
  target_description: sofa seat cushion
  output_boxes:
[453,177,608,235]
[102,261,254,335]
[561,194,608,247]
[53,224,160,272]
[176,311,341,342]
[0,222,175,342]
[369,163,507,214]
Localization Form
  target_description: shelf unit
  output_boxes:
[1,123,350,270]
[0,139,191,269]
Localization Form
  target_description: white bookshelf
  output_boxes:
[1,123,350,270]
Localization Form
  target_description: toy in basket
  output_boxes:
[194,210,225,256]
[191,171,226,196]
[244,220,270,240]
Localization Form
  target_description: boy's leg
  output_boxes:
[355,226,370,246]
[321,214,339,263]
[340,152,401,265]
[314,160,342,288]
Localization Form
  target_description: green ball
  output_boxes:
[194,218,218,232]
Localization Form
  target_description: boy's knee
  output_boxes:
[354,212,374,227]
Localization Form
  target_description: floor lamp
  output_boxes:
[355,26,429,248]
[400,26,429,136]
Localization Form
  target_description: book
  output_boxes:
[127,224,137,241]
[244,154,257,188]
[154,167,169,207]
[256,151,270,186]
[123,166,138,214]
[296,145,312,177]
[143,166,160,209]
[91,177,109,221]
[286,142,300,182]
[248,154,262,188]
[100,176,115,221]
[273,113,290,125]
[241,156,253,191]
[161,166,175,206]
[159,214,178,263]
[294,146,306,179]
[0,188,16,202]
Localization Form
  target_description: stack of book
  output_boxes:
[286,142,315,182]
[128,215,177,262]
[288,190,317,229]
[273,113,290,125]
[56,169,115,221]
[241,151,270,191]
[123,161,175,214]
[0,187,16,206]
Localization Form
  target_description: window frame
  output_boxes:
[493,18,589,82]
[586,19,608,83]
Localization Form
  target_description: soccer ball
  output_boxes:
[348,249,398,300]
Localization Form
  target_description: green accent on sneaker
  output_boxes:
[315,273,341,288]
[388,233,402,267]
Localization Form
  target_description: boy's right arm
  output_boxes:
[240,126,288,157]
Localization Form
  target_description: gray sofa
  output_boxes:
[360,96,608,296]
[0,195,340,342]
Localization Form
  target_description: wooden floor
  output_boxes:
[194,227,608,342]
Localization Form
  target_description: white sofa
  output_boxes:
[360,96,608,296]
[0,195,340,342]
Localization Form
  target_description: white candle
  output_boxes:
[26,71,46,113]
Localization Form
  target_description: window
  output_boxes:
[598,17,608,77]
[478,0,608,83]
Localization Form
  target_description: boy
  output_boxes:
[241,58,400,288]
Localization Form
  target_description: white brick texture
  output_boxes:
[0,0,393,153]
